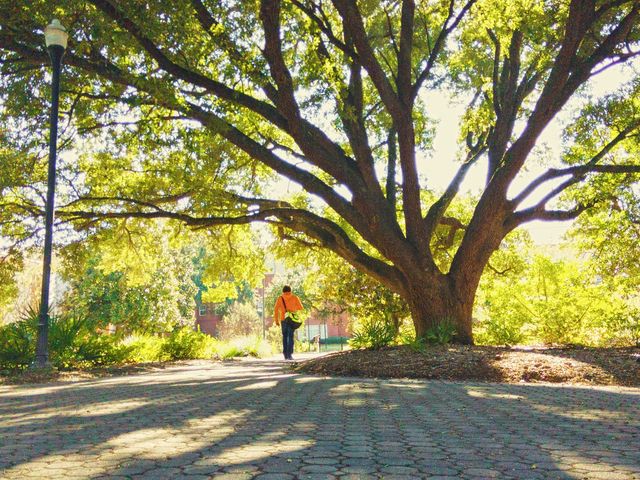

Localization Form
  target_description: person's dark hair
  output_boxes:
[282,285,292,293]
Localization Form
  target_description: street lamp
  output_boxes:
[262,277,266,339]
[34,19,68,368]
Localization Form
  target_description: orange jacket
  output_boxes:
[274,292,303,326]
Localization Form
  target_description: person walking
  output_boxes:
[273,285,304,360]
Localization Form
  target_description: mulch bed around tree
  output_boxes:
[294,345,640,387]
[2,348,639,387]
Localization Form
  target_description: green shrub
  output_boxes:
[47,310,127,368]
[597,308,640,347]
[120,334,167,362]
[216,343,244,360]
[212,335,273,360]
[400,319,457,348]
[69,334,128,367]
[424,319,457,345]
[0,318,35,370]
[266,324,284,353]
[475,316,525,346]
[397,319,418,346]
[161,326,217,360]
[217,302,261,340]
[349,317,396,349]
[228,335,272,358]
[401,334,427,352]
[0,307,128,370]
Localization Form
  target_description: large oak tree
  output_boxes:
[1,0,640,343]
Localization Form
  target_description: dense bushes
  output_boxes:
[349,317,396,349]
[60,250,199,335]
[0,308,129,370]
[120,334,166,363]
[348,315,458,350]
[475,256,640,346]
[161,327,217,360]
[0,317,34,369]
[0,311,274,371]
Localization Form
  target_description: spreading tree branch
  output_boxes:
[506,204,591,229]
[258,0,366,190]
[424,131,487,239]
[511,122,640,207]
[412,0,477,101]
[88,0,289,129]
[57,199,405,294]
[189,0,279,101]
[290,0,356,59]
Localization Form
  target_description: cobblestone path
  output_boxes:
[1,359,638,479]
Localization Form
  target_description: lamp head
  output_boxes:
[44,19,68,50]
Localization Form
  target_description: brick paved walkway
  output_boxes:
[0,358,638,479]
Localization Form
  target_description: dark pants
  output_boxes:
[281,319,295,359]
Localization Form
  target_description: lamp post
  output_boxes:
[34,19,68,368]
[261,277,266,339]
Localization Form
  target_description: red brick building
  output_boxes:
[302,310,350,341]
[195,303,222,336]
[260,308,350,339]
[196,302,351,340]
[195,272,351,341]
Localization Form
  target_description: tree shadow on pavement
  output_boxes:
[0,359,638,479]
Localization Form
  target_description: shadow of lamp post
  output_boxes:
[34,19,68,368]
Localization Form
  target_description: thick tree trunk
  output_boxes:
[405,275,475,345]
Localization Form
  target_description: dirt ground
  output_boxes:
[0,361,176,385]
[294,345,640,387]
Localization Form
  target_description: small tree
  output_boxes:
[217,302,261,340]
[61,239,199,334]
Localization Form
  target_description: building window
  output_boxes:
[199,305,207,316]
